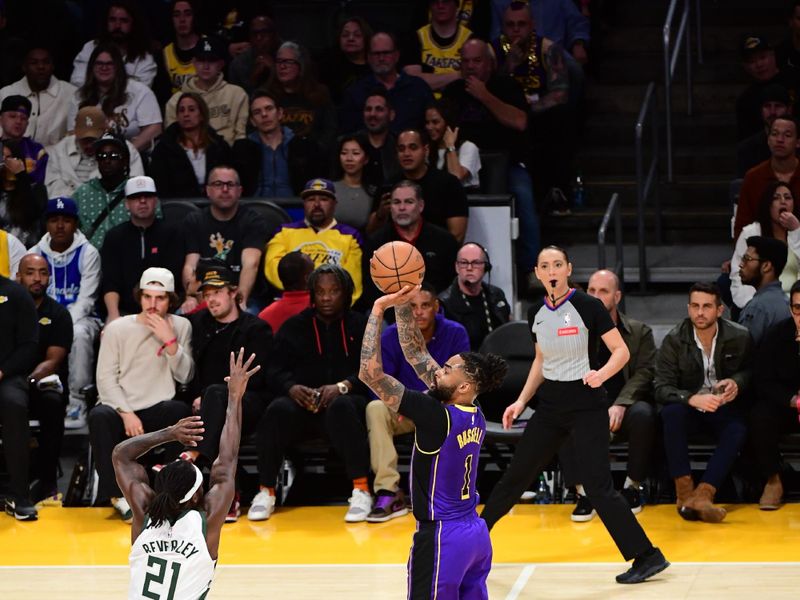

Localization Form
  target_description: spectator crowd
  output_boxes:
[0,1,799,531]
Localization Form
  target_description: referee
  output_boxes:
[480,246,669,584]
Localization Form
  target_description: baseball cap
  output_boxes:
[139,267,175,292]
[198,264,236,289]
[194,36,226,61]
[0,94,32,116]
[45,196,79,219]
[93,132,128,154]
[125,175,157,197]
[300,178,336,200]
[741,35,771,59]
[74,106,107,139]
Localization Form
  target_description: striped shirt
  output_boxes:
[527,289,614,381]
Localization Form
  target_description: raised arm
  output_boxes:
[204,349,260,557]
[112,416,204,542]
[394,302,441,389]
[359,287,418,412]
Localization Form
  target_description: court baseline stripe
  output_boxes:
[2,561,800,570]
[504,564,536,600]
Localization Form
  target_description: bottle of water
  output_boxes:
[535,474,552,504]
[572,171,585,210]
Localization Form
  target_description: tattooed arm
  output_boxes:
[395,303,441,389]
[359,285,418,412]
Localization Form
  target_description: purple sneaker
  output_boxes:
[366,490,408,523]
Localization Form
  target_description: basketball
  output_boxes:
[370,241,426,293]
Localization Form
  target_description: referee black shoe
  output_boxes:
[570,494,596,522]
[616,547,669,584]
[5,497,38,521]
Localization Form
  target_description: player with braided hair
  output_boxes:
[360,284,507,600]
[112,349,259,599]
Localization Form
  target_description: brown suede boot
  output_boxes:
[759,475,783,511]
[674,475,697,520]
[684,483,726,523]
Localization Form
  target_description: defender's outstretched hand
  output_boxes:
[170,415,205,446]
[225,348,261,399]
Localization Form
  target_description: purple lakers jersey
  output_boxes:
[400,389,486,522]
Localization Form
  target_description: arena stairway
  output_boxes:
[553,0,788,303]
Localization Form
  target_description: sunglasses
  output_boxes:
[96,151,123,161]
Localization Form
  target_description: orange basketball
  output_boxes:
[370,241,426,293]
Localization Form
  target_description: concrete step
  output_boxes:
[577,143,737,178]
[560,243,730,285]
[581,112,737,147]
[584,82,742,115]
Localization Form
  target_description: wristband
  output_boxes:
[157,337,178,357]
[446,146,456,153]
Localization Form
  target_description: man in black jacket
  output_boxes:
[439,242,511,350]
[180,260,272,522]
[750,280,800,510]
[0,273,40,520]
[249,265,372,523]
[100,176,185,322]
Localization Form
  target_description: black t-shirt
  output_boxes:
[100,219,186,316]
[183,206,268,279]
[441,74,530,161]
[198,319,237,389]
[35,295,73,382]
[381,168,468,232]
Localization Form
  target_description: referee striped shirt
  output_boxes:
[527,289,615,381]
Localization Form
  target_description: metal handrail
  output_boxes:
[597,192,625,311]
[635,82,660,293]
[663,0,693,183]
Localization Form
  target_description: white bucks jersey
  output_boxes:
[129,510,215,600]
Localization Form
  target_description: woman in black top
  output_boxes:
[480,246,669,584]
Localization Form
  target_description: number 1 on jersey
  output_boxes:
[461,454,474,500]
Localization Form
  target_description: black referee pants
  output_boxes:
[481,380,653,561]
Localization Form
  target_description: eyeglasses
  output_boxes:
[94,60,115,68]
[456,260,487,269]
[276,59,300,67]
[207,181,240,190]
[96,151,123,161]
[791,303,800,315]
[740,254,764,263]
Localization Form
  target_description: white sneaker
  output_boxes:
[344,489,372,523]
[64,401,87,430]
[247,490,276,521]
[111,497,133,523]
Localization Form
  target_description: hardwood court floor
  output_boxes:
[2,504,799,598]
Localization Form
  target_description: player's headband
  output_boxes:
[180,464,203,504]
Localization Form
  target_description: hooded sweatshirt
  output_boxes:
[164,73,249,145]
[30,229,101,323]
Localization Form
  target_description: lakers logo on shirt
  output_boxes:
[296,241,343,268]
[39,317,52,326]
[0,296,7,304]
